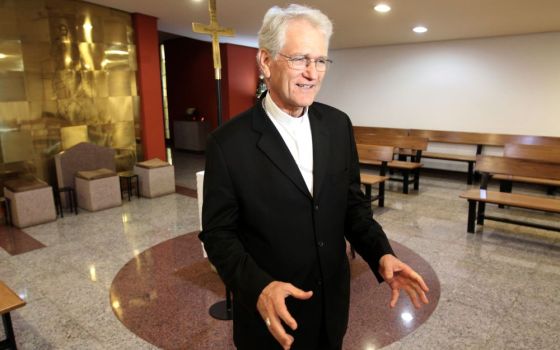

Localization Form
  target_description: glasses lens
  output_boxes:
[282,54,331,71]
[291,57,307,69]
[316,60,327,71]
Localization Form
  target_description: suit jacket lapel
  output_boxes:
[309,106,330,199]
[253,101,311,199]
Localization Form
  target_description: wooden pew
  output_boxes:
[0,280,26,349]
[459,156,560,233]
[355,133,428,194]
[503,143,560,162]
[494,144,560,195]
[410,129,560,185]
[409,129,486,185]
[356,144,393,207]
[355,126,560,185]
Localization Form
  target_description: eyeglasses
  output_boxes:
[277,53,333,72]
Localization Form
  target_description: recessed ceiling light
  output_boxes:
[374,4,391,13]
[413,26,428,33]
[0,53,7,59]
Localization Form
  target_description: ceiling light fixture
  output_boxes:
[0,53,6,59]
[413,26,428,33]
[374,4,391,13]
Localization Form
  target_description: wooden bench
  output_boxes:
[355,126,560,185]
[0,280,26,350]
[409,129,497,185]
[459,156,560,233]
[411,129,560,185]
[356,144,393,207]
[355,134,428,194]
[493,143,560,195]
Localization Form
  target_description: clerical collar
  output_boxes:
[263,93,309,127]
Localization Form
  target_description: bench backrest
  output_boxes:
[353,126,409,136]
[355,126,560,148]
[409,129,487,145]
[475,155,560,181]
[356,144,394,164]
[504,143,560,164]
[409,129,560,147]
[355,133,428,151]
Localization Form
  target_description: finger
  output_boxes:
[274,299,298,330]
[382,263,394,281]
[409,280,429,305]
[389,288,399,308]
[403,284,422,309]
[415,274,430,292]
[266,292,296,342]
[286,285,313,300]
[401,268,430,293]
[284,335,294,350]
[268,316,293,350]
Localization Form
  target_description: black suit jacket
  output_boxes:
[200,97,394,349]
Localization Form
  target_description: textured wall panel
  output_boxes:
[0,0,139,185]
[0,72,26,101]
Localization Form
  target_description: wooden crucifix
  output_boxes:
[192,0,235,126]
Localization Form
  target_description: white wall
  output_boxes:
[318,32,560,137]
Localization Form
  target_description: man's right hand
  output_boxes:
[256,281,313,350]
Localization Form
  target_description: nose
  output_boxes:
[303,60,319,79]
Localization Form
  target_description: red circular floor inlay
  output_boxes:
[110,232,440,349]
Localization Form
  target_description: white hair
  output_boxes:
[257,4,333,57]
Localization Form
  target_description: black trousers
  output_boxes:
[317,322,343,350]
[235,283,344,349]
[236,323,342,350]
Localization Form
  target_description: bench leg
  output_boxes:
[119,178,125,200]
[52,188,62,218]
[474,171,481,183]
[413,169,420,191]
[135,176,141,198]
[500,180,513,193]
[467,200,476,233]
[3,198,11,226]
[378,182,385,207]
[546,186,556,196]
[477,202,486,225]
[498,180,513,208]
[467,162,474,185]
[127,178,132,201]
[364,184,372,201]
[402,171,409,194]
[1,312,17,350]
[72,189,78,215]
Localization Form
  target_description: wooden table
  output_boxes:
[0,280,26,350]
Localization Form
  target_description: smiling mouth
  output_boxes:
[296,83,314,89]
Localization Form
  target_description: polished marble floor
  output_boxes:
[109,233,439,350]
[1,150,559,349]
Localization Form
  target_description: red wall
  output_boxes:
[223,44,260,120]
[132,13,167,161]
[164,37,258,136]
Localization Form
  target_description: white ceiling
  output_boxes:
[85,0,560,49]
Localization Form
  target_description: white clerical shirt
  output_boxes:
[263,93,314,195]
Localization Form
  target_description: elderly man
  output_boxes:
[200,4,429,350]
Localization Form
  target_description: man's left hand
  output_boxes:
[379,254,429,309]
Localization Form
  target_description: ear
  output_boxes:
[257,49,272,79]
